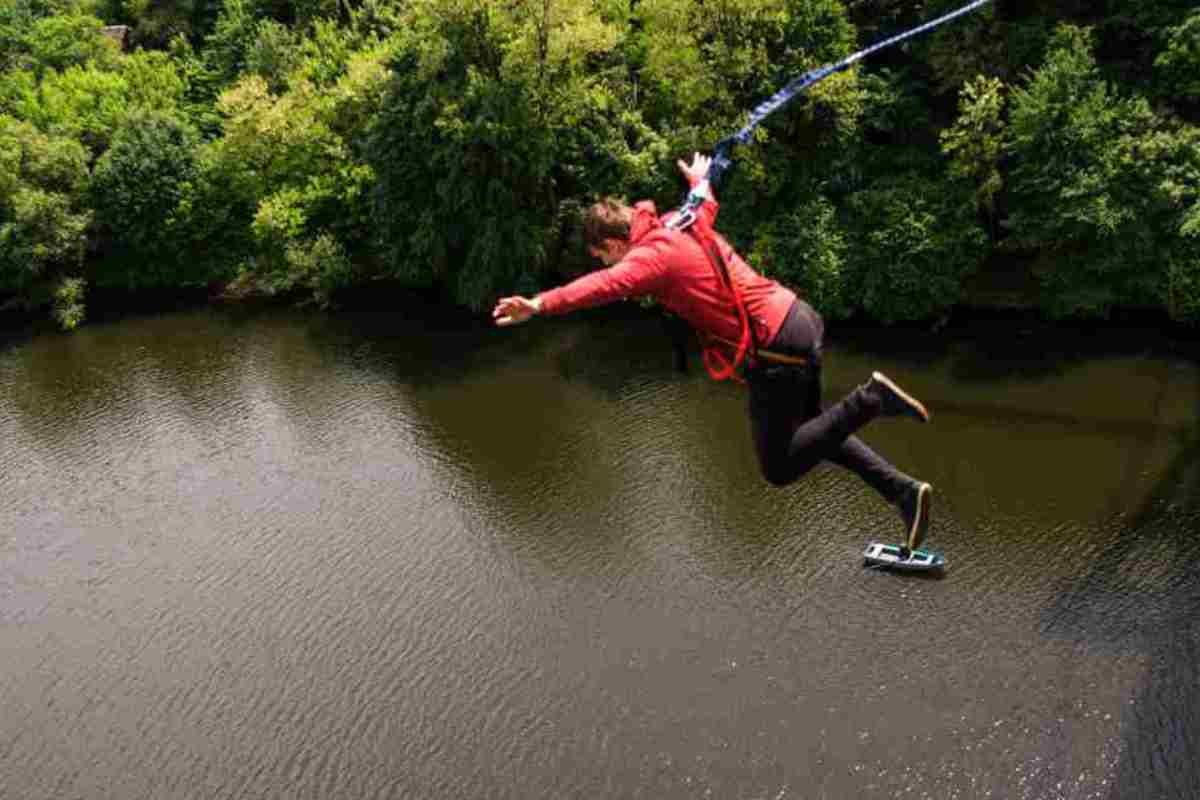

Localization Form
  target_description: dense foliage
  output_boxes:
[1,0,1198,329]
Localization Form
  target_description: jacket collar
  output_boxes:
[629,201,662,245]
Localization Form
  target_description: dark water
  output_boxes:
[2,306,1199,800]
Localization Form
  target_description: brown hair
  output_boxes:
[582,197,632,249]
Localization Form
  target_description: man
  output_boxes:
[493,153,932,550]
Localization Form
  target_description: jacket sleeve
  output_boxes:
[537,245,669,316]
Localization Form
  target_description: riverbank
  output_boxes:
[6,281,1199,373]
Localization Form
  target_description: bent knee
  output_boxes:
[759,464,798,488]
[758,459,817,488]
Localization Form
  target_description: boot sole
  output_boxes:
[907,483,932,551]
[871,371,931,422]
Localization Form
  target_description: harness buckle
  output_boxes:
[668,207,697,232]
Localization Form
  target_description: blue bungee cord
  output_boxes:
[669,0,994,231]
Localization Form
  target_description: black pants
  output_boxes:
[746,300,913,504]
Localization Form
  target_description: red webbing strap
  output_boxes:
[690,223,757,383]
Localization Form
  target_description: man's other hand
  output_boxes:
[493,295,541,326]
[676,151,712,185]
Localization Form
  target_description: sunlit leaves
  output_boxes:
[1154,11,1200,108]
[0,116,91,294]
[940,75,1004,215]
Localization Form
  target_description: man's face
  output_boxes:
[589,238,627,267]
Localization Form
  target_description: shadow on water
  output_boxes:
[314,302,688,401]
[831,315,1200,384]
[314,306,560,389]
[1037,359,1200,798]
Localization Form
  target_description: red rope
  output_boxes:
[694,230,756,383]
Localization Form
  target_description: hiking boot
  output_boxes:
[898,481,932,551]
[866,371,930,422]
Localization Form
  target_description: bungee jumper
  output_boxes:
[492,0,995,555]
[493,154,933,551]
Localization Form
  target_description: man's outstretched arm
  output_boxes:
[492,247,667,326]
[491,152,712,327]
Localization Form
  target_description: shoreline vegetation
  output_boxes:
[6,283,1199,367]
[2,0,1198,333]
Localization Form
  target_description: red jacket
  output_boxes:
[537,191,796,357]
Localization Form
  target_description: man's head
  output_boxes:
[583,197,633,266]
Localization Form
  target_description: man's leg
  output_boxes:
[749,366,924,482]
[827,435,932,551]
[748,365,932,546]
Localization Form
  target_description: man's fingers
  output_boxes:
[493,296,532,327]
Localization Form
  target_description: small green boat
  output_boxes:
[862,542,946,572]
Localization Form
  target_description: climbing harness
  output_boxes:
[666,0,994,380]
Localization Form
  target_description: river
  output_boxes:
[2,305,1198,799]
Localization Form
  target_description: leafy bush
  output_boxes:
[53,276,86,329]
[0,186,90,292]
[89,111,205,288]
[635,0,861,242]
[747,196,853,320]
[843,172,987,323]
[245,19,302,91]
[122,49,189,112]
[205,0,261,86]
[0,1,118,73]
[940,75,1006,221]
[0,116,90,294]
[202,33,388,304]
[5,65,129,153]
[1155,11,1200,109]
[368,0,628,309]
[27,12,120,73]
[1006,24,1195,318]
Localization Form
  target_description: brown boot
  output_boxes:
[865,372,930,422]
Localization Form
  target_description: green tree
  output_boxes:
[369,0,629,309]
[203,31,390,303]
[26,11,121,73]
[89,111,206,288]
[843,171,986,323]
[0,0,119,73]
[634,0,861,241]
[748,195,853,320]
[3,53,187,156]
[0,116,91,302]
[1154,11,1200,113]
[1006,25,1182,317]
[940,75,1005,236]
[205,0,262,86]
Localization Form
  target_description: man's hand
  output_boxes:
[676,151,712,185]
[492,295,542,326]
